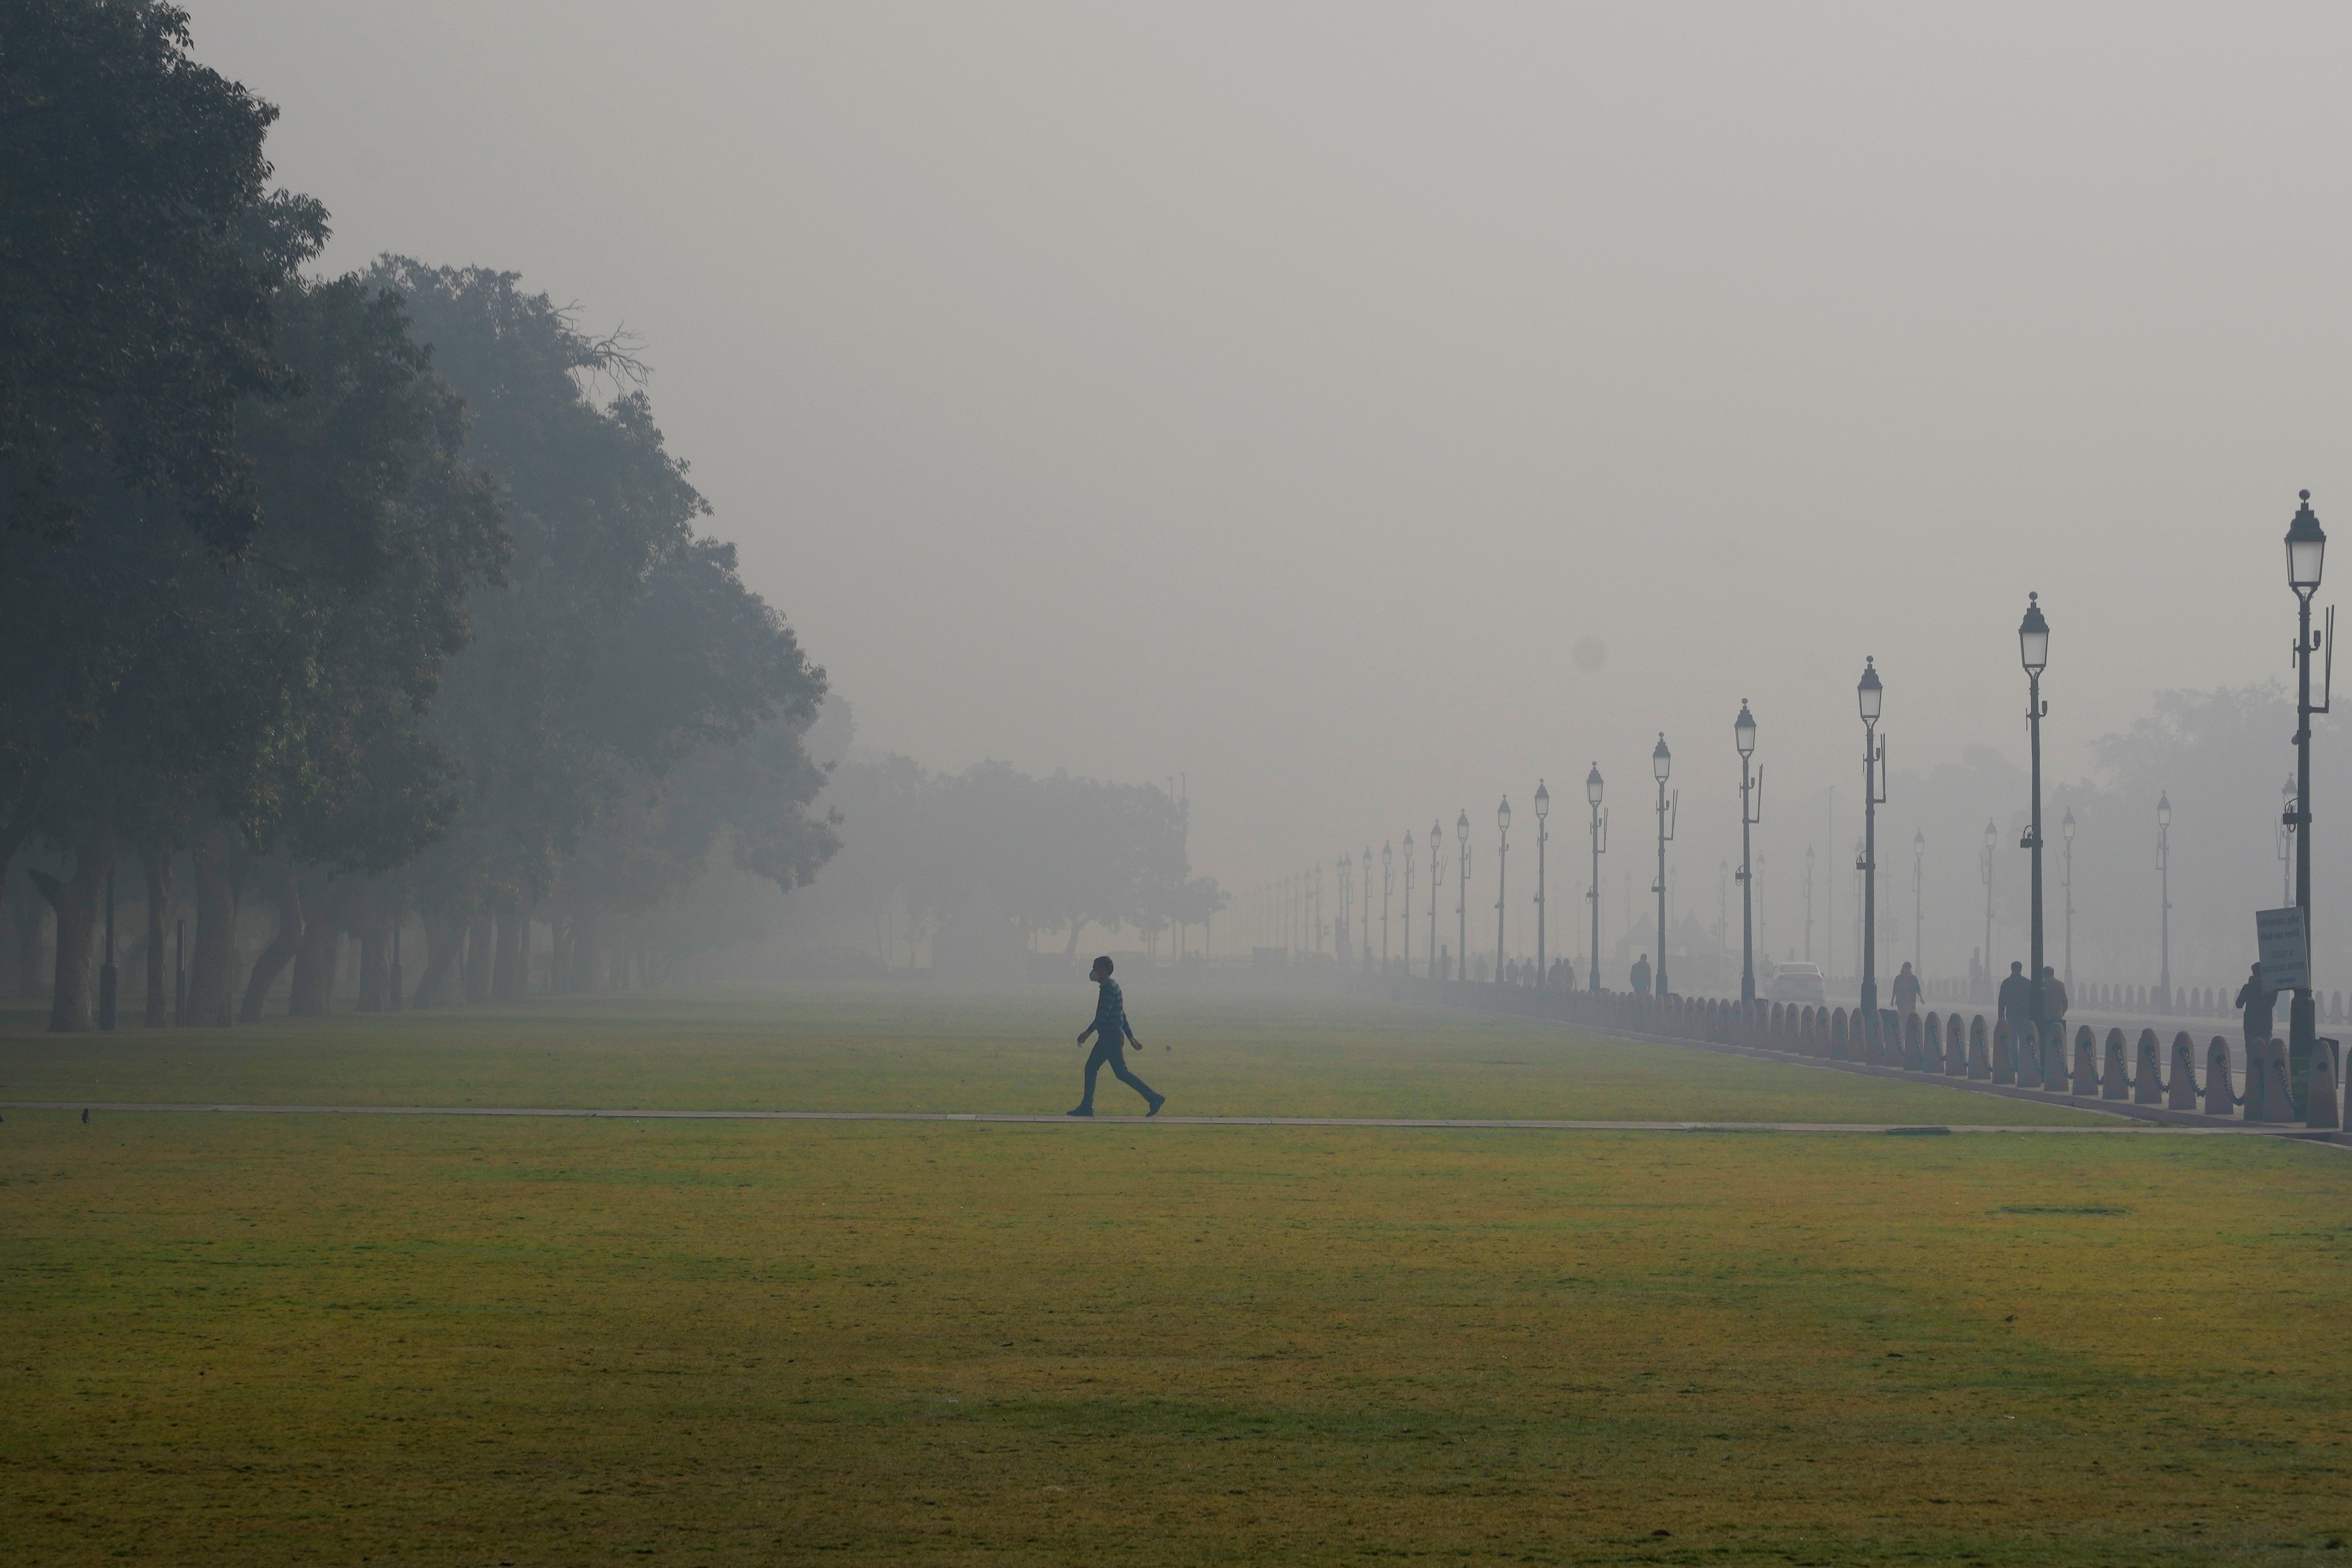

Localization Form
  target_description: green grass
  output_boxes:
[0,983,2111,1125]
[4,985,2346,1564]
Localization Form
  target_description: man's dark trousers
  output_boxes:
[1080,1036,1157,1111]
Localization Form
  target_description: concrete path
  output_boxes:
[2,1100,2344,1140]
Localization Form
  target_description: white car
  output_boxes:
[1766,963,1826,1006]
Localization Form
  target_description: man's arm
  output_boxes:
[1077,1020,1098,1045]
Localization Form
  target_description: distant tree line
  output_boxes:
[1,3,836,1027]
[788,721,1226,969]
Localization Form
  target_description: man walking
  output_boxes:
[1996,960,2031,1031]
[1891,961,1922,1017]
[1068,955,1163,1118]
[1630,953,1652,996]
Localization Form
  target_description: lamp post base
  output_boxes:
[2291,992,2317,1111]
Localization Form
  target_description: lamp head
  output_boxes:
[1857,657,1883,723]
[1457,807,1470,838]
[1585,764,1603,806]
[1498,795,1511,833]
[2157,791,2170,827]
[2018,592,2049,676]
[1382,840,1391,870]
[2287,489,2326,592]
[1534,779,1549,820]
[2061,806,2075,842]
[1913,828,1924,852]
[1983,818,1996,849]
[1734,700,1756,757]
[1431,818,1442,846]
[1652,733,1672,782]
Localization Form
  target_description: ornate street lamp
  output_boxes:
[2018,594,2050,1034]
[1980,817,1996,998]
[1533,780,1551,985]
[1456,807,1471,984]
[2060,807,2075,991]
[1585,766,1606,991]
[1336,854,1353,970]
[1494,796,1512,982]
[1381,841,1393,973]
[1803,844,1815,964]
[2156,792,2172,1013]
[1856,658,1886,1014]
[2284,491,2330,1080]
[1734,701,1761,1004]
[1652,734,1676,999]
[1360,846,1373,972]
[1429,819,1444,980]
[1402,830,1415,979]
[1911,827,1925,980]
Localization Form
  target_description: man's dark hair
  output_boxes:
[1093,955,1114,975]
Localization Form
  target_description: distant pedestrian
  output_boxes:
[1630,953,1652,996]
[2236,961,2275,1055]
[2038,965,2067,1029]
[1996,961,2030,1030]
[1891,961,1922,1017]
[1560,957,1575,991]
[1067,956,1163,1118]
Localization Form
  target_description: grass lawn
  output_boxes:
[0,983,2110,1125]
[4,986,2346,1564]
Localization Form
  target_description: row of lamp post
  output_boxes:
[1329,492,2327,1038]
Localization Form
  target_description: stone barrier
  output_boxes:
[2307,1039,2340,1130]
[2131,1029,2163,1105]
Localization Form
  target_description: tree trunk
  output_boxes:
[141,845,174,1027]
[355,892,389,1012]
[491,901,526,1003]
[238,860,303,1023]
[288,867,344,1018]
[188,825,250,1027]
[31,827,114,1033]
[462,915,494,1004]
[566,913,599,995]
[413,917,465,1007]
[8,874,49,1000]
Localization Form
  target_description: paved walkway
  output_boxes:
[3,1100,2344,1140]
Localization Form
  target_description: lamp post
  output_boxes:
[1336,855,1353,970]
[1381,842,1393,973]
[1856,659,1885,1015]
[1402,831,1415,979]
[1456,808,1471,984]
[1429,819,1444,979]
[2156,792,2172,1012]
[1980,818,1996,995]
[1533,780,1550,985]
[1803,845,1815,963]
[1912,828,1924,979]
[2018,593,2050,1027]
[2279,770,2297,904]
[1735,701,1760,1004]
[1360,847,1372,972]
[1494,796,1512,982]
[2285,489,2329,1078]
[1585,766,1606,991]
[2060,807,2075,992]
[1652,735,1676,999]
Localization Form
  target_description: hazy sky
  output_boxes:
[190,3,2352,961]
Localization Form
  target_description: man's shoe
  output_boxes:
[1146,1094,1166,1118]
[1065,1106,1093,1117]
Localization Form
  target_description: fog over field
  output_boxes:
[16,4,2352,1006]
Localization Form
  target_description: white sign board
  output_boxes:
[2256,906,2309,993]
